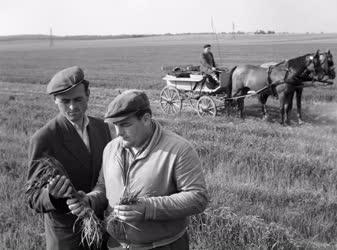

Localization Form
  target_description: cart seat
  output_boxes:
[163,74,204,82]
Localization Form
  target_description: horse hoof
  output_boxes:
[298,119,304,125]
[280,121,287,126]
[262,116,269,121]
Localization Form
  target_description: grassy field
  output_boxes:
[1,34,337,249]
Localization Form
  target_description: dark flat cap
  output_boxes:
[105,89,151,123]
[203,44,211,48]
[47,66,89,95]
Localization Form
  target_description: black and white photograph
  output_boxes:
[1,0,336,249]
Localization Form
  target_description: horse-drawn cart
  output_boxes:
[160,73,227,117]
[159,65,259,118]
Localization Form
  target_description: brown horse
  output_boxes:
[230,50,325,124]
[281,50,335,124]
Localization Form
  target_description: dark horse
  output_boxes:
[230,50,326,124]
[275,50,335,125]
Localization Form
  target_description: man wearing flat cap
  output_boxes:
[70,89,208,249]
[27,66,111,250]
[200,44,220,88]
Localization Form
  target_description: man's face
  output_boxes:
[54,84,89,125]
[113,114,150,148]
[204,47,211,53]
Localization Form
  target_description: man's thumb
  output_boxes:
[77,190,86,198]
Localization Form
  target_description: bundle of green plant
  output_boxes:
[25,156,103,248]
[105,189,141,241]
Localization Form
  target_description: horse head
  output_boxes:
[319,50,335,83]
[284,50,324,84]
[305,50,326,81]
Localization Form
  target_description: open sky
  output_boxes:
[1,0,337,36]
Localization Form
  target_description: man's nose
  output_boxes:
[68,101,77,110]
[115,126,124,137]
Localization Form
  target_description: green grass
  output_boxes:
[1,34,337,249]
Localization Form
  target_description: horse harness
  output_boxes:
[267,54,319,89]
[267,64,290,98]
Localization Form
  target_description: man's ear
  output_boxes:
[54,96,58,104]
[142,113,152,124]
[86,89,90,97]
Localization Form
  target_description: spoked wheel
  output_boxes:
[160,86,182,114]
[196,96,217,118]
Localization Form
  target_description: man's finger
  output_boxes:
[48,175,60,191]
[64,186,73,198]
[77,190,86,197]
[53,176,66,193]
[71,206,84,216]
[116,214,137,222]
[114,205,136,211]
[69,202,82,211]
[117,210,141,217]
[57,179,70,197]
[66,197,79,206]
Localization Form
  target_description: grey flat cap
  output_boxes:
[47,66,89,95]
[105,89,150,123]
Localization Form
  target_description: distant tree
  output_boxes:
[255,30,266,35]
[267,30,275,34]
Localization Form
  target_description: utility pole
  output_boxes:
[232,22,236,40]
[49,27,54,47]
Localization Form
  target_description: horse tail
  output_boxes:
[227,66,237,98]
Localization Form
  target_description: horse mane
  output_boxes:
[286,54,311,69]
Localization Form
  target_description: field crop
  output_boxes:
[1,34,337,249]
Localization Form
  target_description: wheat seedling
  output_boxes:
[25,156,104,248]
[105,189,141,241]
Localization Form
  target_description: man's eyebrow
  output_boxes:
[114,121,130,126]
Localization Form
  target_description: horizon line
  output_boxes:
[1,31,336,40]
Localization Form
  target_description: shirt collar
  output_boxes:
[67,115,89,132]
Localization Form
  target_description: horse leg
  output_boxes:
[226,99,233,116]
[279,92,285,125]
[238,97,245,119]
[295,87,304,124]
[284,91,294,126]
[237,88,249,119]
[259,93,269,120]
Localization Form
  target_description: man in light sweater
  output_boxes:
[68,89,208,249]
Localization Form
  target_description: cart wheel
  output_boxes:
[160,87,182,114]
[197,96,217,118]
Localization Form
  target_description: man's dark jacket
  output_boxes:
[200,51,216,74]
[27,114,111,250]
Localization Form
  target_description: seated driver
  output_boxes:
[200,44,220,87]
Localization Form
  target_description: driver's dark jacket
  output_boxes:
[200,51,216,74]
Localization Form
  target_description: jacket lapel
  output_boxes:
[56,114,91,169]
[87,118,100,186]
